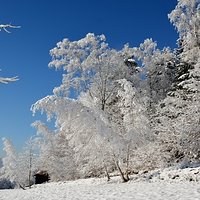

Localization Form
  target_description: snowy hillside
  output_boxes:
[1,167,200,200]
[0,177,200,200]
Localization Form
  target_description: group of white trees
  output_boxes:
[1,0,199,186]
[154,0,200,165]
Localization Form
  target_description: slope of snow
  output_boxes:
[0,175,200,200]
[139,166,200,182]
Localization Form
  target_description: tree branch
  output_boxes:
[0,24,21,33]
[0,76,19,84]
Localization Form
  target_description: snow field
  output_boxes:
[0,176,200,200]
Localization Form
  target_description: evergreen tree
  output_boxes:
[154,0,200,165]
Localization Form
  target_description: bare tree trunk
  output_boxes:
[28,169,32,188]
[18,183,26,190]
[125,143,130,181]
[115,160,128,182]
[104,164,110,181]
[28,148,33,188]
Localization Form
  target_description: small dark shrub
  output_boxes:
[0,178,16,189]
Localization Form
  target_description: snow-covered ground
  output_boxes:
[0,167,200,200]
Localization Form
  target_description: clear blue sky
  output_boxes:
[0,0,178,156]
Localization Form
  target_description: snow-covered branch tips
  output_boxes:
[0,76,19,84]
[0,24,20,33]
[0,23,20,84]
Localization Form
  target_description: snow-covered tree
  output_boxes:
[32,34,146,182]
[1,137,39,188]
[106,79,152,180]
[153,0,200,166]
[31,96,114,180]
[48,33,135,111]
[17,137,38,188]
[1,138,18,183]
[31,120,77,181]
[169,0,200,62]
[132,39,176,111]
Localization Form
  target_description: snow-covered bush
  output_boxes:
[0,178,16,189]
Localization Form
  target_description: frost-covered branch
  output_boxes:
[0,24,20,33]
[0,23,20,84]
[0,76,19,84]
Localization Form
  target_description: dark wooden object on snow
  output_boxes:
[34,170,50,184]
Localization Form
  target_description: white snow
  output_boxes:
[0,172,200,200]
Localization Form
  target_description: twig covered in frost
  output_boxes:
[0,24,20,33]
